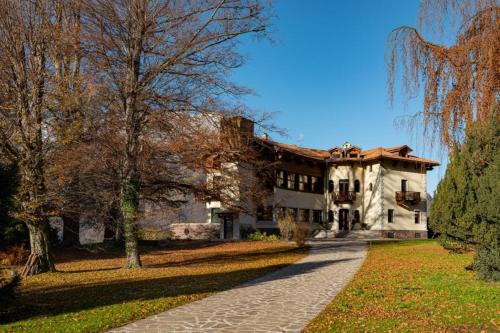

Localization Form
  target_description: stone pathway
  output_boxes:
[109,240,367,333]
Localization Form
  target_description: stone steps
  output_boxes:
[313,229,384,240]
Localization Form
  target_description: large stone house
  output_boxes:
[74,116,439,243]
[143,117,440,240]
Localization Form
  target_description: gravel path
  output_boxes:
[109,239,367,333]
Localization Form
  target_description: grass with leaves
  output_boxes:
[304,240,499,333]
[1,241,307,333]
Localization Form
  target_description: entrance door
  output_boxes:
[223,216,233,239]
[339,209,349,231]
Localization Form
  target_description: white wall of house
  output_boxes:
[361,163,383,230]
[326,163,383,230]
[381,161,428,233]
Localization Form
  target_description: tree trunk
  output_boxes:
[22,221,55,276]
[121,176,142,268]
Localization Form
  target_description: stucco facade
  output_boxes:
[131,118,439,241]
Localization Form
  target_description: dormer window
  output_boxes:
[332,153,341,158]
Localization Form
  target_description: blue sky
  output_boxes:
[231,0,447,194]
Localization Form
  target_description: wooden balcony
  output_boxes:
[333,191,356,203]
[396,191,421,205]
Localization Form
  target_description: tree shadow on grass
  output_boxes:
[52,240,224,265]
[1,257,354,324]
[56,244,304,273]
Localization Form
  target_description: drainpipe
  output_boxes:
[324,157,331,238]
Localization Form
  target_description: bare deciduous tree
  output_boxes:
[0,0,81,275]
[81,0,272,268]
[387,0,499,148]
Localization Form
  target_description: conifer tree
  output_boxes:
[431,104,499,280]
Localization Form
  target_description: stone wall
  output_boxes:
[381,230,428,239]
[167,223,221,240]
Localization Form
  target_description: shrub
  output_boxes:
[247,231,279,241]
[473,246,500,281]
[0,244,29,266]
[278,215,295,241]
[293,222,311,247]
[240,225,257,239]
[0,269,20,303]
[138,228,172,241]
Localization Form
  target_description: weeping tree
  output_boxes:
[0,0,83,275]
[387,0,499,148]
[388,0,499,279]
[82,0,272,268]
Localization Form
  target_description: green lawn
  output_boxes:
[305,240,499,333]
[0,241,307,333]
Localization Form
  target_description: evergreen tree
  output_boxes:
[0,163,27,248]
[430,104,499,280]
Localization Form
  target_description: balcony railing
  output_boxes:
[396,191,421,204]
[332,191,356,203]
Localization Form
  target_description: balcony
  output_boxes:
[332,191,356,203]
[396,191,421,205]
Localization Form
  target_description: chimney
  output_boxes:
[220,116,254,148]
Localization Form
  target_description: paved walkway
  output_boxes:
[110,240,367,333]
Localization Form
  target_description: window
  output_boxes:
[257,206,273,221]
[339,179,349,193]
[387,232,395,238]
[276,170,285,188]
[311,176,320,193]
[414,210,420,224]
[277,207,286,219]
[401,179,408,192]
[328,180,334,193]
[415,232,421,239]
[354,180,360,193]
[210,208,221,224]
[388,209,394,223]
[287,172,296,190]
[287,207,297,221]
[313,210,323,223]
[369,183,373,191]
[298,174,308,191]
[298,209,309,222]
[328,210,334,222]
[332,153,341,158]
[369,164,373,172]
[349,153,358,158]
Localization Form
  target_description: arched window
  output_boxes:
[369,183,373,191]
[354,180,360,192]
[328,210,334,222]
[328,180,334,193]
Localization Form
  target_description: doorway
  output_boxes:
[339,209,349,231]
[222,215,234,239]
[401,179,408,192]
[339,179,349,193]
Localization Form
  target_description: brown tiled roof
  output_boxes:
[360,148,439,165]
[255,137,439,166]
[255,137,330,160]
[384,145,413,153]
